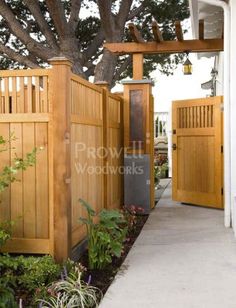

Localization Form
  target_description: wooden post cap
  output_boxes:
[48,56,73,67]
[95,81,109,90]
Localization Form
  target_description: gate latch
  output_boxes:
[172,144,177,150]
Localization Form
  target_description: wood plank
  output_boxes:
[4,78,9,113]
[12,77,17,113]
[175,21,183,41]
[152,20,163,42]
[71,114,103,126]
[42,76,48,113]
[71,73,103,93]
[1,238,50,254]
[35,123,49,239]
[10,123,23,237]
[35,77,40,112]
[49,58,72,262]
[27,77,33,113]
[23,123,36,238]
[172,96,223,209]
[128,23,145,43]
[0,69,50,77]
[104,39,223,54]
[19,77,25,113]
[133,53,143,80]
[0,114,49,122]
[0,123,10,222]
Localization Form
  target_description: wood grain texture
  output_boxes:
[172,96,223,209]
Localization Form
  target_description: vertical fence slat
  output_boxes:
[10,123,23,237]
[19,77,25,113]
[27,77,32,113]
[4,78,9,113]
[35,77,40,113]
[12,77,17,113]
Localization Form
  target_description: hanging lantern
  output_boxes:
[183,52,192,75]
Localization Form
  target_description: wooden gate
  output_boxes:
[172,96,223,209]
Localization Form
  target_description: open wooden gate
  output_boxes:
[172,96,223,209]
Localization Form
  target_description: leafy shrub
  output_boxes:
[0,281,17,308]
[79,199,128,270]
[37,264,101,308]
[0,254,60,297]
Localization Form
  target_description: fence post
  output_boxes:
[49,57,72,262]
[95,81,109,209]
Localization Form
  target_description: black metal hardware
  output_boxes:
[172,144,177,150]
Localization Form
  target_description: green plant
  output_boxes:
[0,281,17,308]
[0,220,14,249]
[0,254,61,304]
[79,199,128,270]
[38,266,101,308]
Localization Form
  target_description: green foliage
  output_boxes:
[37,264,101,308]
[0,148,38,193]
[0,254,60,296]
[0,281,17,308]
[79,199,128,270]
[0,220,14,249]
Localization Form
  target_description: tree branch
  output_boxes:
[0,43,40,68]
[45,0,70,39]
[68,0,82,31]
[82,28,105,62]
[24,0,59,51]
[97,0,114,40]
[0,0,55,61]
[117,0,133,27]
[128,2,147,20]
[112,56,131,86]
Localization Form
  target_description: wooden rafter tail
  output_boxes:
[152,20,163,43]
[199,19,204,40]
[175,21,183,41]
[128,23,145,43]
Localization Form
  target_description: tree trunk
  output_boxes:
[94,49,118,87]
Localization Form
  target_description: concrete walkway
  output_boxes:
[100,183,236,308]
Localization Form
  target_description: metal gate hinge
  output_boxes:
[220,104,224,112]
[221,145,223,153]
[221,188,224,195]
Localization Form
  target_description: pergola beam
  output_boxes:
[175,21,183,41]
[152,20,163,42]
[199,19,204,40]
[104,39,223,55]
[128,23,145,43]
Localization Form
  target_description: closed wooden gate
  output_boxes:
[172,96,223,209]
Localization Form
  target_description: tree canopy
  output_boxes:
[0,0,189,87]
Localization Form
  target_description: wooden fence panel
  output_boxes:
[107,94,123,209]
[0,65,124,260]
[70,74,104,248]
[0,70,52,254]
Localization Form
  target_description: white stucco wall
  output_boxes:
[229,0,236,233]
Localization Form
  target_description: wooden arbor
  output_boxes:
[105,20,224,211]
[105,20,223,79]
